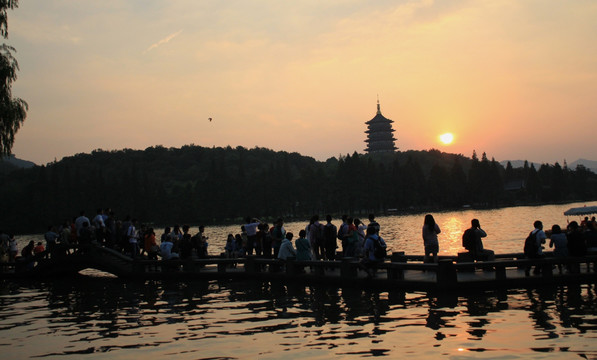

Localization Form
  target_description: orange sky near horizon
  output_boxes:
[8,1,597,165]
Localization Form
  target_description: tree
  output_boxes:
[0,1,27,157]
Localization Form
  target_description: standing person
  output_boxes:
[254,223,264,257]
[243,217,262,256]
[271,218,285,258]
[169,225,182,255]
[360,226,387,278]
[127,219,139,258]
[171,224,183,243]
[104,211,117,248]
[344,217,359,257]
[323,215,338,261]
[524,220,547,276]
[93,208,106,244]
[120,216,132,253]
[74,211,90,237]
[161,227,171,245]
[195,225,208,258]
[549,224,568,273]
[44,225,59,258]
[355,218,367,257]
[258,223,271,258]
[180,225,194,260]
[278,232,296,260]
[295,230,312,261]
[7,234,17,262]
[462,219,495,261]
[240,226,248,254]
[422,214,441,263]
[307,215,324,260]
[368,214,380,235]
[78,221,93,248]
[337,215,349,256]
[59,220,72,253]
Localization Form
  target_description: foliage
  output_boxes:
[0,0,27,158]
[1,145,596,234]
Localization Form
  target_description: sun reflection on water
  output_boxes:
[2,278,597,358]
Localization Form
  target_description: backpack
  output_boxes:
[373,237,387,259]
[462,229,475,251]
[524,231,539,257]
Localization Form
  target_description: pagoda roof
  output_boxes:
[365,101,394,125]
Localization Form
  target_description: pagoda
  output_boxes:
[364,99,397,153]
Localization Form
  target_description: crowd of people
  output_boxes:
[422,213,597,276]
[0,208,211,263]
[221,215,387,277]
[522,216,597,275]
[1,211,389,276]
[2,208,597,279]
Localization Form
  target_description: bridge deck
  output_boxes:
[2,244,596,292]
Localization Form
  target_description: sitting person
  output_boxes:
[462,219,495,261]
[278,232,296,260]
[159,236,179,260]
[224,234,235,258]
[567,221,587,257]
[144,228,159,260]
[524,220,547,276]
[22,240,35,259]
[20,240,37,270]
[360,225,387,278]
[549,224,568,273]
[584,221,597,252]
[33,241,45,257]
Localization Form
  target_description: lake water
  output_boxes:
[2,202,597,359]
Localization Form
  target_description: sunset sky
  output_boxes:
[8,1,597,165]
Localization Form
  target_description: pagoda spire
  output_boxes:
[376,94,381,115]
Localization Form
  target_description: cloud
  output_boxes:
[144,29,183,53]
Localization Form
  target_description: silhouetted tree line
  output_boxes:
[1,145,595,233]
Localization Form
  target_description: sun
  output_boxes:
[439,133,454,145]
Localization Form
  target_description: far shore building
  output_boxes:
[364,100,397,153]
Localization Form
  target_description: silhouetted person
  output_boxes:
[422,214,441,263]
[462,219,494,261]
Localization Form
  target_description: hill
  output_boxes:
[569,159,597,174]
[0,154,36,174]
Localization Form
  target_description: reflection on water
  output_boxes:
[2,277,597,359]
